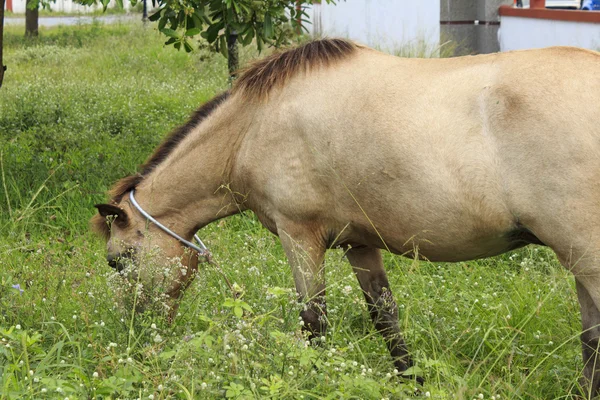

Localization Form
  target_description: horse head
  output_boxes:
[92,190,202,316]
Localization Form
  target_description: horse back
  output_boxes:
[233,46,600,260]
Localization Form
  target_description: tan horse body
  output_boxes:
[94,40,600,394]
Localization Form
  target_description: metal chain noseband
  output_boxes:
[128,189,237,297]
[129,190,208,256]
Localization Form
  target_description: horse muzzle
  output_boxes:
[107,250,136,272]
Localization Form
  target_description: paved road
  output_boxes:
[4,15,139,27]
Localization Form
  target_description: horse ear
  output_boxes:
[95,204,129,225]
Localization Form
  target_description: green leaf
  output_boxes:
[234,306,243,318]
[263,13,273,38]
[204,334,214,348]
[237,2,250,14]
[223,298,236,308]
[219,35,228,58]
[160,28,179,38]
[192,13,203,29]
[199,315,212,323]
[176,10,185,28]
[158,17,167,31]
[256,35,263,53]
[401,366,424,376]
[185,28,201,37]
[159,350,176,360]
[148,9,162,22]
[239,28,254,46]
[205,21,223,43]
[226,7,236,22]
[184,39,194,53]
[169,17,179,31]
[267,287,288,297]
[186,15,194,28]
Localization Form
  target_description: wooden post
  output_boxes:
[142,0,148,23]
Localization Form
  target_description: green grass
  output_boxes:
[0,23,586,399]
[6,2,136,17]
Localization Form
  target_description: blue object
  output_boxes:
[11,284,24,294]
[582,0,600,10]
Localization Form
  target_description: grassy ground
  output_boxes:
[0,23,586,399]
[5,3,135,17]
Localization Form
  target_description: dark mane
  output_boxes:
[107,91,230,203]
[233,38,357,100]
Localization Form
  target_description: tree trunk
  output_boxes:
[25,0,38,37]
[227,30,238,84]
[0,0,5,89]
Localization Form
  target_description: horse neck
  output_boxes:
[134,107,246,238]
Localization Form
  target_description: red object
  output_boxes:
[530,0,545,8]
[6,0,12,12]
[500,5,600,22]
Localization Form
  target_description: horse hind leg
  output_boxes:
[554,245,600,398]
[346,246,422,383]
[575,278,600,397]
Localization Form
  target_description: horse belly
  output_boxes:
[349,204,520,263]
[395,226,525,262]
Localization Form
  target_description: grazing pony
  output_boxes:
[92,39,600,394]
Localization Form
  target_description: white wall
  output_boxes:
[8,0,26,13]
[308,0,440,53]
[500,16,600,51]
[6,0,129,14]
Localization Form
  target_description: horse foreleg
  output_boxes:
[346,246,420,382]
[279,227,327,341]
